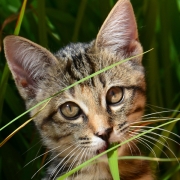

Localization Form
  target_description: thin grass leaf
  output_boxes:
[0,99,51,147]
[118,156,180,162]
[149,113,180,159]
[160,163,180,180]
[0,14,18,51]
[0,64,10,124]
[0,49,153,132]
[37,0,48,48]
[57,117,180,180]
[72,0,87,42]
[0,0,27,124]
[1,1,180,179]
[14,0,27,36]
[107,143,120,180]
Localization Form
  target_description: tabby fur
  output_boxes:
[4,0,154,179]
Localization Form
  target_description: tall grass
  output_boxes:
[0,0,180,179]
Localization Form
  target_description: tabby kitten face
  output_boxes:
[4,0,151,179]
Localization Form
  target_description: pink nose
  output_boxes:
[95,127,113,141]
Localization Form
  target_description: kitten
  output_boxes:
[3,0,154,179]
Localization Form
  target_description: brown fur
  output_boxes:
[3,0,154,179]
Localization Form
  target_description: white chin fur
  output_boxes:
[91,136,106,151]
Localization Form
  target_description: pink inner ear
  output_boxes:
[10,61,36,88]
[95,0,138,52]
[4,35,58,99]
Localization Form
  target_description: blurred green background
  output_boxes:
[0,0,180,179]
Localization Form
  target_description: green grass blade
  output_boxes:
[0,64,9,124]
[37,0,48,48]
[14,0,27,35]
[149,113,180,159]
[107,143,120,180]
[160,164,180,180]
[118,156,180,162]
[0,49,153,132]
[57,117,180,180]
[0,0,27,124]
[72,0,87,42]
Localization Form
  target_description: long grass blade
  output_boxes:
[0,99,51,147]
[37,0,48,48]
[160,163,180,180]
[149,114,180,158]
[0,0,27,124]
[72,0,87,42]
[14,0,27,36]
[0,49,153,132]
[57,117,180,180]
[107,143,120,180]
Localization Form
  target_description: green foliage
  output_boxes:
[107,143,120,180]
[0,0,180,180]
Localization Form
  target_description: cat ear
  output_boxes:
[95,0,141,55]
[3,35,58,99]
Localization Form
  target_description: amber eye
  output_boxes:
[60,102,81,119]
[106,87,124,105]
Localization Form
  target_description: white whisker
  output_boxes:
[51,145,81,180]
[128,132,158,161]
[31,142,78,179]
[131,126,180,139]
[72,147,88,179]
[122,137,134,156]
[127,134,142,156]
[129,129,180,163]
[146,104,180,112]
[67,147,85,174]
[130,131,170,158]
[142,110,178,118]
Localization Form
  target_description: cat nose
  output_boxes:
[95,127,113,141]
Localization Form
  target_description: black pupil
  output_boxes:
[106,87,123,105]
[67,104,71,111]
[60,102,80,119]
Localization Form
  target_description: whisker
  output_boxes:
[129,117,177,127]
[71,149,86,179]
[127,133,142,156]
[134,129,180,147]
[21,140,41,156]
[142,117,176,120]
[82,147,92,174]
[131,129,170,147]
[31,142,78,179]
[71,147,88,179]
[142,110,179,118]
[66,147,85,174]
[143,116,175,119]
[129,130,180,165]
[128,132,158,160]
[129,118,168,127]
[130,131,170,158]
[25,145,61,168]
[146,104,180,112]
[51,145,81,180]
[129,129,180,163]
[122,137,134,156]
[131,126,180,139]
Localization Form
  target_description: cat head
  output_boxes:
[4,0,145,158]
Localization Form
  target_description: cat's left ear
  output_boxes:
[95,0,142,57]
[3,35,58,100]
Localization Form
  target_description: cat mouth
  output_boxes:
[96,141,121,155]
[96,144,108,154]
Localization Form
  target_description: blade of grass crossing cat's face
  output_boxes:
[3,0,152,180]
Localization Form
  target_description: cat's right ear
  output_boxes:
[3,35,58,99]
[95,0,142,57]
